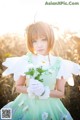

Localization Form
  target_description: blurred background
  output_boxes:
[0,0,80,120]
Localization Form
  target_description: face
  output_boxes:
[32,37,48,55]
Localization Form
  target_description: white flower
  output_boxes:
[42,112,48,120]
[27,64,35,69]
[33,70,39,78]
[25,64,46,82]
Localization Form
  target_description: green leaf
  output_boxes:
[25,68,35,76]
[24,66,46,82]
[37,67,46,73]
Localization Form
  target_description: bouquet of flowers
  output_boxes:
[25,65,46,82]
[25,64,50,99]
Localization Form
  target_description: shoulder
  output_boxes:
[51,54,77,65]
[56,57,80,82]
[12,52,34,63]
[2,52,35,80]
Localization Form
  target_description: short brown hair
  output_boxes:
[25,21,54,54]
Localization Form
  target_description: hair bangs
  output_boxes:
[31,24,47,41]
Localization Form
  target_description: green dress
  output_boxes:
[1,52,79,120]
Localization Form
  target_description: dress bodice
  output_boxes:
[2,52,80,86]
[26,52,62,90]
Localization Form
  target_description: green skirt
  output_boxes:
[0,93,73,120]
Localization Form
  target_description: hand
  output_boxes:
[28,78,45,96]
[27,89,35,98]
[39,86,50,99]
[27,87,35,99]
[27,78,37,98]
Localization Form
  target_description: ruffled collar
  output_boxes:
[37,53,52,59]
[27,52,56,66]
[36,53,53,66]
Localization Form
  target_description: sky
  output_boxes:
[0,0,80,36]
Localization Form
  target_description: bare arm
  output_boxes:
[15,75,28,94]
[15,75,66,98]
[50,77,66,98]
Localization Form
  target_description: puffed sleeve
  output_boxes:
[56,59,80,86]
[2,54,31,81]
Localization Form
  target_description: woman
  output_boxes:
[1,21,80,120]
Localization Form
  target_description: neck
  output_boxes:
[37,53,51,66]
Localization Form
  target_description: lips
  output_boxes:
[37,49,43,52]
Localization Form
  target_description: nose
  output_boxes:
[37,40,42,47]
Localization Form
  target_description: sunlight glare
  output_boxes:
[0,0,80,35]
[36,6,80,33]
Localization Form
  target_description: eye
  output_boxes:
[42,38,47,41]
[32,40,37,43]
